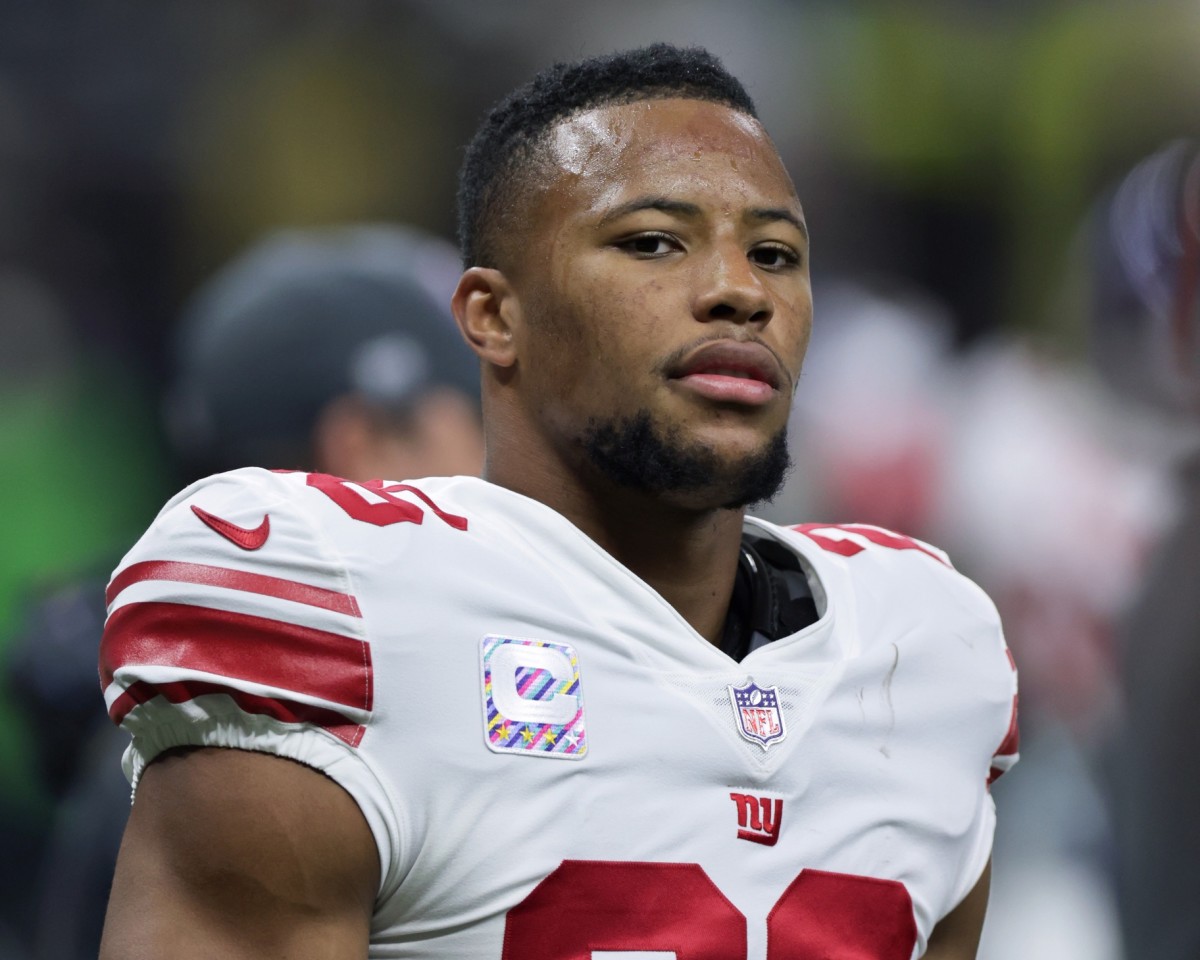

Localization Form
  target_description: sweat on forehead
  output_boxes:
[547,101,772,179]
[456,43,759,270]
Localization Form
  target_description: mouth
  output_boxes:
[667,339,785,406]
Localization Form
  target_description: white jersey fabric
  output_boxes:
[101,467,1018,959]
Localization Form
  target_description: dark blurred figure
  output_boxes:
[165,222,482,482]
[1089,139,1200,960]
[1090,141,1200,414]
[7,223,483,960]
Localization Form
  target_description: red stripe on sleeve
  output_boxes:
[987,693,1020,786]
[99,602,372,711]
[108,679,366,747]
[106,560,361,617]
[994,693,1020,758]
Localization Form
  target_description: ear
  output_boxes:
[452,267,519,368]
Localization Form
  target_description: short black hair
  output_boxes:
[456,43,758,269]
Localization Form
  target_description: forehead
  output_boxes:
[540,98,799,219]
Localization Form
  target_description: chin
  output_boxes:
[580,410,791,510]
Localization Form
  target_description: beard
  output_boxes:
[580,410,792,510]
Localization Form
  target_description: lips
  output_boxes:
[668,340,785,406]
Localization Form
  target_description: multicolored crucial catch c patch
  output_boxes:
[481,636,586,760]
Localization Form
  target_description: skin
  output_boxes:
[100,97,988,959]
[456,98,811,644]
[98,747,378,960]
[925,860,992,959]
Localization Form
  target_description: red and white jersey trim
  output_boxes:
[987,649,1020,785]
[101,554,370,747]
[107,560,362,617]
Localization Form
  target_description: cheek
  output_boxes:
[534,249,678,404]
[775,288,814,370]
[793,302,814,354]
[589,289,669,386]
[563,272,663,366]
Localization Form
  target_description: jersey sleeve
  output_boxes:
[950,611,1019,916]
[99,467,399,883]
[932,558,1021,918]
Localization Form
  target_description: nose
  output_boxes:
[693,244,773,326]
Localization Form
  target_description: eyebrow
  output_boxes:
[745,206,809,243]
[597,196,701,226]
[597,195,808,242]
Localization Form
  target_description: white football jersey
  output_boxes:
[101,468,1018,959]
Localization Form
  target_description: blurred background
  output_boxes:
[1,1,1197,957]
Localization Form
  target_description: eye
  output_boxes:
[616,232,679,257]
[749,243,801,270]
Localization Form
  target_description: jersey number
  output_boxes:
[503,860,917,958]
[305,473,468,530]
[792,522,947,566]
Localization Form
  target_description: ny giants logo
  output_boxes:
[729,792,784,846]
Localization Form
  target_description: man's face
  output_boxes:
[507,97,812,510]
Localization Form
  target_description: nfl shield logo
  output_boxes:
[728,680,787,751]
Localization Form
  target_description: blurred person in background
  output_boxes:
[1087,138,1200,960]
[162,222,482,484]
[8,222,482,960]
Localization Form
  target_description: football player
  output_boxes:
[99,44,1017,959]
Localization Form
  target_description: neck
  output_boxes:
[485,444,745,646]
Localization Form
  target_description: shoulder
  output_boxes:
[750,516,1014,692]
[105,469,361,632]
[101,468,376,763]
[102,471,480,718]
[759,517,1020,778]
[758,517,1019,774]
[99,469,466,768]
[116,468,476,575]
[756,518,1001,627]
[122,468,329,566]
